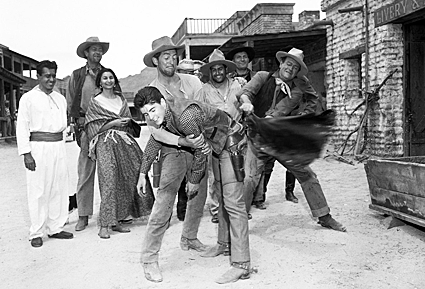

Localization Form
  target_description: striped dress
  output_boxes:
[85,94,154,227]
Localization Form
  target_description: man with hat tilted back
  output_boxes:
[226,46,256,82]
[238,48,347,232]
[195,49,252,284]
[139,36,210,283]
[176,58,195,75]
[66,36,110,231]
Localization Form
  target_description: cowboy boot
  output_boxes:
[318,214,347,232]
[143,262,163,283]
[285,171,298,203]
[201,242,230,257]
[180,236,207,252]
[215,262,251,284]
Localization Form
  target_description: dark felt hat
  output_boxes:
[225,46,255,62]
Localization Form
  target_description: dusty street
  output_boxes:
[1,127,424,289]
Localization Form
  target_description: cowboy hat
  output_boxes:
[193,60,205,70]
[76,37,109,59]
[143,36,185,67]
[225,46,255,62]
[177,59,195,72]
[275,48,308,77]
[200,49,236,78]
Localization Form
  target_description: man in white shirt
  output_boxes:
[17,60,74,248]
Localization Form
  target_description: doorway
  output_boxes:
[405,19,425,156]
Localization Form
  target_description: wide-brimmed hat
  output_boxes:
[143,36,185,67]
[177,59,194,72]
[76,37,109,59]
[225,46,255,62]
[276,48,308,77]
[193,60,205,71]
[200,49,236,78]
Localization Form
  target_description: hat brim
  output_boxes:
[225,47,255,62]
[200,60,237,78]
[143,45,185,67]
[77,42,109,59]
[276,51,308,77]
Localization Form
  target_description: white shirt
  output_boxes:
[16,85,67,155]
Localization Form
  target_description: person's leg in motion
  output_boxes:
[285,170,298,203]
[141,149,187,283]
[215,150,250,284]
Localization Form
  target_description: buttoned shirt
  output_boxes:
[195,77,243,121]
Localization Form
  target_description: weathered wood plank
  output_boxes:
[365,158,425,198]
[369,204,425,228]
[369,187,425,220]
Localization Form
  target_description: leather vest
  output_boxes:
[252,72,276,118]
[69,66,87,118]
[166,98,232,154]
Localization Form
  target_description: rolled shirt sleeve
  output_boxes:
[16,94,31,155]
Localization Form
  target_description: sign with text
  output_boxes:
[374,0,425,27]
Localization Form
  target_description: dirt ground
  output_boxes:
[1,127,425,289]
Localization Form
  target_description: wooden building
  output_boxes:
[0,44,39,139]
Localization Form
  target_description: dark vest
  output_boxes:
[253,72,277,117]
[69,67,86,118]
[166,98,231,154]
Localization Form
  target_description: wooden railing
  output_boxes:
[172,18,239,44]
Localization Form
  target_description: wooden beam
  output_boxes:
[339,46,365,59]
[370,204,425,228]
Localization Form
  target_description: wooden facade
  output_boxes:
[0,44,39,139]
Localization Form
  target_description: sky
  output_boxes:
[1,0,324,79]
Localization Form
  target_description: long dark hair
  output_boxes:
[95,67,122,95]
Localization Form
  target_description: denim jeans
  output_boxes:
[207,154,219,216]
[141,146,208,263]
[243,142,264,213]
[76,130,96,216]
[213,150,250,264]
[243,141,330,218]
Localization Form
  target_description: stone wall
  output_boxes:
[321,0,404,156]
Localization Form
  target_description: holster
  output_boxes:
[75,123,84,147]
[152,158,161,188]
[74,115,85,148]
[225,121,246,182]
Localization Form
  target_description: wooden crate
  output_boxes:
[364,157,425,227]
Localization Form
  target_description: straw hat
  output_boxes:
[177,59,195,72]
[275,48,308,77]
[143,36,185,67]
[200,49,236,78]
[225,46,255,62]
[76,37,109,59]
[193,60,205,71]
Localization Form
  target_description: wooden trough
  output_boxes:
[364,157,425,228]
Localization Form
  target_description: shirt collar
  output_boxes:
[85,63,101,74]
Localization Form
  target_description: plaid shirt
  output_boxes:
[140,104,207,184]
